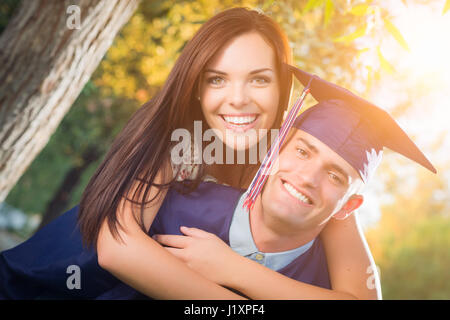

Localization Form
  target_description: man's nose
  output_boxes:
[294,161,320,189]
[229,82,250,108]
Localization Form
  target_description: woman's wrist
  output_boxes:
[221,252,249,289]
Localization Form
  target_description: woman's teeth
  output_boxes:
[222,115,257,126]
[283,182,312,205]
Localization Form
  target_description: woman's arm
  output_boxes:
[232,214,381,300]
[231,214,381,299]
[154,217,382,300]
[320,213,382,300]
[96,167,244,300]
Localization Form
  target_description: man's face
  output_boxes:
[260,128,363,234]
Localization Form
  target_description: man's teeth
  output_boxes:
[283,182,312,205]
[223,115,257,125]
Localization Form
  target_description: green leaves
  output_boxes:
[323,0,334,27]
[303,0,326,14]
[444,0,450,15]
[383,17,410,51]
[343,4,410,52]
[377,47,395,74]
[0,0,21,35]
[332,4,409,78]
[302,0,335,27]
[334,24,367,43]
[261,0,276,10]
[349,4,370,16]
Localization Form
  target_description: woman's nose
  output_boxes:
[228,82,250,108]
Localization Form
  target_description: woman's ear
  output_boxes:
[332,194,364,220]
[196,75,204,101]
[197,85,201,101]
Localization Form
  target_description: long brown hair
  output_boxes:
[77,7,293,248]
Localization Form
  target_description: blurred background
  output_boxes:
[0,0,449,299]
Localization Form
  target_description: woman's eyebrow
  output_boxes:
[204,69,226,75]
[203,67,273,75]
[249,68,273,74]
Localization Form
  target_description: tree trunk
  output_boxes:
[0,0,140,202]
[36,146,101,231]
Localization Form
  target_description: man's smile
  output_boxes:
[280,178,314,206]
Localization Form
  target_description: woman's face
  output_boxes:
[198,32,280,151]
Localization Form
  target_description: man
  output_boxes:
[96,65,436,299]
[0,66,436,299]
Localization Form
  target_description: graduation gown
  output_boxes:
[0,182,330,299]
[0,205,119,299]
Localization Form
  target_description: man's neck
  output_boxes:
[248,196,322,253]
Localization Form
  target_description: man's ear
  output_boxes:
[333,194,364,220]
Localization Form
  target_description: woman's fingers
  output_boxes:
[152,234,189,248]
[153,226,216,250]
[180,226,213,239]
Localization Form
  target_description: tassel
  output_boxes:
[243,84,312,212]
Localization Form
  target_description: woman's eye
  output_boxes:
[251,77,269,85]
[207,76,225,86]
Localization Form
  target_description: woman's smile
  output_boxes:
[220,113,260,132]
[199,31,280,150]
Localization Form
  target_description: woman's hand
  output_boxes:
[153,227,240,286]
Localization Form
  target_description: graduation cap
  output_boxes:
[243,64,437,210]
[289,64,436,180]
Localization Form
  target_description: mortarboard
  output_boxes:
[289,65,437,181]
[243,64,437,210]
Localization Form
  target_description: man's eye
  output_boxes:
[328,172,342,184]
[296,148,308,158]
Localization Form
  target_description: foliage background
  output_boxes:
[1,0,449,299]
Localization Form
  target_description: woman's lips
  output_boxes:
[219,113,259,133]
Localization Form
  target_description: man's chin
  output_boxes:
[264,201,305,222]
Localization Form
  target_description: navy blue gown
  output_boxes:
[0,182,330,299]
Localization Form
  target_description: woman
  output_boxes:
[0,7,378,299]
